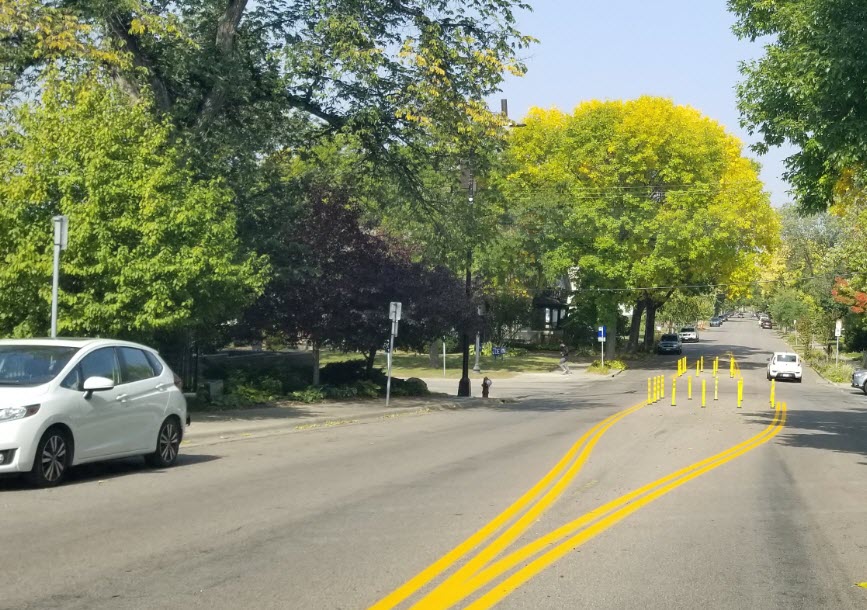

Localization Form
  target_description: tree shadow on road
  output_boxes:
[743,405,867,465]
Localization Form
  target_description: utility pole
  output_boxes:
[457,170,474,398]
[473,304,483,373]
[50,215,69,338]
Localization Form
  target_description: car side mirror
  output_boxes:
[82,376,115,399]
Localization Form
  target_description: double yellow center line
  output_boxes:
[372,400,786,609]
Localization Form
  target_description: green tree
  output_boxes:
[729,0,867,212]
[0,77,267,339]
[496,97,778,351]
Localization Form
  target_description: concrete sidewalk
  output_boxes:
[182,396,499,447]
[183,367,617,448]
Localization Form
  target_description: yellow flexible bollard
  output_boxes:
[737,378,743,408]
[770,379,776,408]
[713,356,718,377]
[696,360,700,376]
[648,378,652,403]
[671,378,677,406]
[660,375,665,399]
[714,376,719,401]
[701,379,706,408]
[730,356,735,379]
[688,375,693,400]
[700,356,704,373]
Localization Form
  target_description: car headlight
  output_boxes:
[0,404,40,422]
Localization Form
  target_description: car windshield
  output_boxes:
[661,334,678,341]
[680,327,695,333]
[778,354,797,363]
[0,345,80,386]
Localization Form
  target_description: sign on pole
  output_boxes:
[835,319,843,365]
[386,302,402,407]
[598,326,607,367]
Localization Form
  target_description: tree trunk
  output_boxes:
[365,347,378,378]
[605,308,617,362]
[312,340,321,387]
[627,299,645,351]
[643,302,658,350]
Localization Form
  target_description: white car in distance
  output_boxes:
[767,352,803,383]
[679,326,699,343]
[0,338,188,487]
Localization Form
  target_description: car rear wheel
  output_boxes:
[26,428,71,488]
[862,381,866,396]
[145,417,181,468]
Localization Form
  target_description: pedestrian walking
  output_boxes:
[559,342,572,375]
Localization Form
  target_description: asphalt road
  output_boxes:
[2,319,866,609]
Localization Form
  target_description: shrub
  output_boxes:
[813,362,854,383]
[322,384,358,399]
[389,377,429,397]
[290,386,327,403]
[587,359,627,374]
[319,359,386,385]
[353,379,382,398]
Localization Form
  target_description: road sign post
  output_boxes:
[386,302,402,407]
[835,319,843,365]
[597,326,606,367]
[50,215,68,338]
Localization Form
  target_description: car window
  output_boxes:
[144,351,164,376]
[778,354,797,363]
[78,347,121,385]
[661,334,678,341]
[118,347,156,383]
[0,345,79,387]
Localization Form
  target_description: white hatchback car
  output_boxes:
[767,352,803,383]
[0,338,188,487]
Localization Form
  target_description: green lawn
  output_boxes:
[320,350,565,379]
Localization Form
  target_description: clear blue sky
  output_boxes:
[492,0,793,206]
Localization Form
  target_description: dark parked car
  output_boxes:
[760,319,773,329]
[853,369,867,395]
[710,317,722,327]
[657,333,683,355]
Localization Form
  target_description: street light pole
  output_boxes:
[457,172,475,398]
[473,303,482,373]
[50,215,68,338]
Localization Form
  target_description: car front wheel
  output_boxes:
[862,381,866,396]
[145,417,181,468]
[27,428,71,487]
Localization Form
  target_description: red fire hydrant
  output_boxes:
[482,376,492,398]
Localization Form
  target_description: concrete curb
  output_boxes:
[182,397,514,448]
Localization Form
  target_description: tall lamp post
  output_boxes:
[50,215,69,338]
[457,169,475,398]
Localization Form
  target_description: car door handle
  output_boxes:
[155,383,169,391]
[116,393,129,403]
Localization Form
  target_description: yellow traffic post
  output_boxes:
[671,378,677,406]
[700,355,704,373]
[714,376,719,401]
[696,360,700,376]
[730,356,735,378]
[660,375,665,399]
[770,379,776,408]
[688,375,693,400]
[737,378,743,408]
[701,379,706,408]
[648,378,652,403]
[713,356,718,377]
